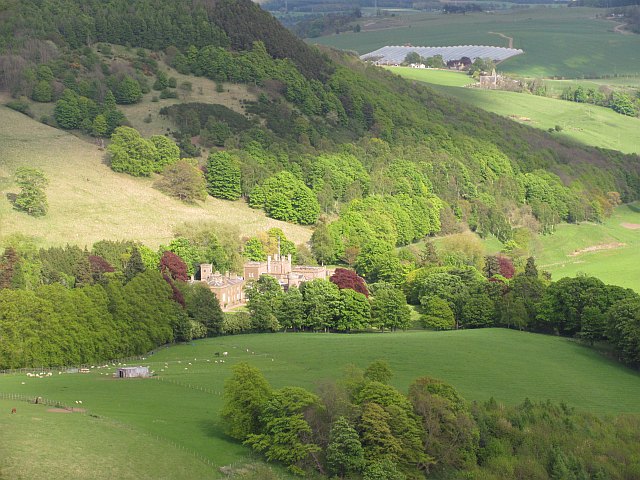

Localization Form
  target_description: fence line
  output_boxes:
[151,376,223,396]
[0,344,173,376]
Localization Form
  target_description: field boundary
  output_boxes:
[0,344,172,376]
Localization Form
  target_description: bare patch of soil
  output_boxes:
[569,243,626,256]
[621,223,640,230]
[47,408,86,413]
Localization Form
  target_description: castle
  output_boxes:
[198,253,328,311]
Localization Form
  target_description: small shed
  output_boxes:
[116,366,149,378]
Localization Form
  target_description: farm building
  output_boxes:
[116,366,149,378]
[361,45,523,65]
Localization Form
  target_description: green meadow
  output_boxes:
[385,67,640,154]
[535,203,640,291]
[2,329,640,478]
[312,7,640,78]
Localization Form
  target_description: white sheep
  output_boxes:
[222,352,228,357]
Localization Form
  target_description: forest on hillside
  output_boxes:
[2,0,640,250]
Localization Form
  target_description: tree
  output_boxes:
[160,251,188,282]
[243,237,267,261]
[54,89,81,129]
[311,217,336,265]
[408,377,479,471]
[371,285,411,331]
[124,246,145,281]
[363,459,406,480]
[330,268,369,297]
[92,114,108,138]
[14,167,48,217]
[183,282,223,336]
[326,416,365,478]
[250,171,320,225]
[403,51,421,65]
[359,402,403,462]
[201,119,232,147]
[244,386,320,475]
[155,160,207,203]
[88,255,115,283]
[277,286,305,331]
[246,274,282,332]
[300,279,341,331]
[32,80,53,102]
[610,92,638,117]
[108,126,157,176]
[0,247,19,289]
[221,362,272,440]
[336,288,371,331]
[206,151,242,200]
[115,75,142,104]
[364,359,392,384]
[421,297,455,330]
[150,135,180,172]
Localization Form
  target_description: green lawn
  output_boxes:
[312,7,640,78]
[0,105,311,249]
[3,329,640,477]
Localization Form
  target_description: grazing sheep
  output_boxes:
[222,352,228,357]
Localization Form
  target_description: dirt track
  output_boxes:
[488,31,514,48]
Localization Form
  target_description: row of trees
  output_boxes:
[245,274,411,333]
[222,362,640,479]
[561,85,639,117]
[0,239,229,368]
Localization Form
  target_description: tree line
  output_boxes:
[0,240,224,369]
[222,361,640,479]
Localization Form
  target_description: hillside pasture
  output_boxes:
[0,106,311,249]
[384,68,640,154]
[536,203,640,291]
[0,400,217,480]
[384,67,476,87]
[312,7,640,78]
[3,329,640,477]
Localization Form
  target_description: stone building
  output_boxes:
[199,263,246,310]
[244,253,327,290]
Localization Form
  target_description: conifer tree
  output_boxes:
[124,247,145,282]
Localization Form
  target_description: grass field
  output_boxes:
[312,7,640,78]
[2,329,640,478]
[0,400,217,480]
[535,203,640,290]
[0,106,311,249]
[384,67,477,87]
[385,67,640,154]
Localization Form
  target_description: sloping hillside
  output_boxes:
[0,106,311,248]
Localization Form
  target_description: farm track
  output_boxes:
[488,31,513,48]
[613,22,632,35]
